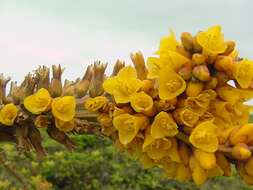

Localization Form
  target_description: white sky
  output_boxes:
[0,0,252,105]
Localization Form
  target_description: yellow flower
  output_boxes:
[173,107,200,127]
[143,133,172,160]
[103,66,143,103]
[113,113,149,145]
[55,118,75,132]
[196,25,227,55]
[189,121,218,152]
[156,30,179,54]
[158,67,186,100]
[84,96,108,112]
[24,88,51,114]
[52,96,76,122]
[130,92,153,113]
[234,59,253,88]
[0,104,18,126]
[151,111,178,138]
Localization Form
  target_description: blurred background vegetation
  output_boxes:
[0,115,252,190]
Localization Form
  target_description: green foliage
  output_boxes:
[0,133,253,190]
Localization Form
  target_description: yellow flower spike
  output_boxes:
[103,66,143,103]
[52,96,76,122]
[158,66,186,100]
[55,118,75,132]
[229,124,253,145]
[234,59,253,88]
[84,96,108,112]
[231,143,252,160]
[216,152,231,177]
[0,104,18,126]
[194,149,216,170]
[34,115,48,128]
[150,111,178,139]
[196,25,227,55]
[143,133,172,160]
[113,113,148,145]
[156,30,179,54]
[189,121,218,152]
[130,92,153,113]
[175,164,191,182]
[24,88,51,114]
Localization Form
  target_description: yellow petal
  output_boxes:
[151,111,178,138]
[24,88,51,114]
[189,121,218,152]
[158,67,186,100]
[234,59,253,88]
[0,104,18,126]
[147,57,164,79]
[196,25,227,54]
[117,66,138,79]
[113,114,148,145]
[160,51,190,71]
[156,30,179,54]
[52,96,76,122]
[194,149,216,170]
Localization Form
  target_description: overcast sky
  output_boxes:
[0,0,252,85]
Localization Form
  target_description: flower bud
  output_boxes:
[192,53,207,65]
[49,65,64,97]
[111,59,125,76]
[130,51,148,80]
[180,32,194,52]
[193,65,211,81]
[223,41,236,55]
[231,143,252,160]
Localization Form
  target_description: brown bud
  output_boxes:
[111,59,125,76]
[50,65,64,97]
[131,51,148,80]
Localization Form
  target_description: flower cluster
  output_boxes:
[86,25,253,185]
[24,88,76,132]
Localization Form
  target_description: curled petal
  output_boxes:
[189,121,218,152]
[0,103,18,126]
[151,111,178,138]
[52,96,76,122]
[24,88,51,114]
